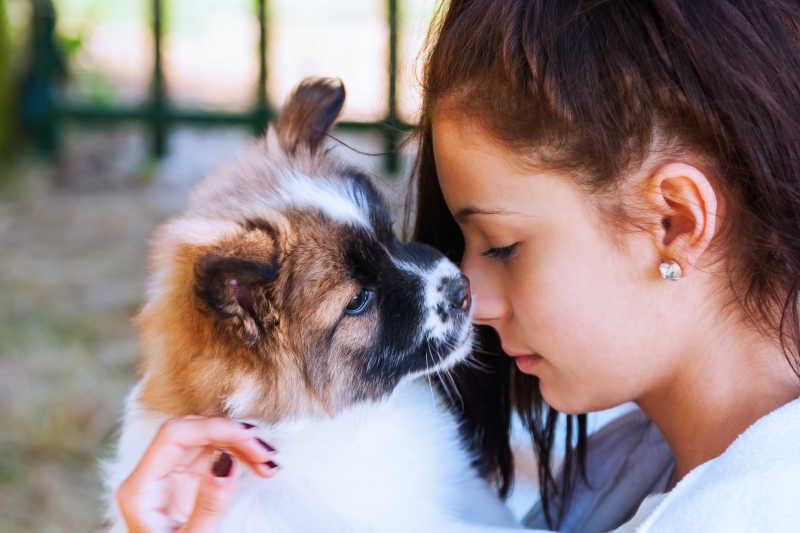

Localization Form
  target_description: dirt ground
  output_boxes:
[0,125,410,532]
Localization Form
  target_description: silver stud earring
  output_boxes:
[659,260,682,281]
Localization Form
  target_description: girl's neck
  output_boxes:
[637,329,800,487]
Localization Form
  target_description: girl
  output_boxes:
[117,1,800,531]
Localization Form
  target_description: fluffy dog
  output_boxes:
[103,78,517,532]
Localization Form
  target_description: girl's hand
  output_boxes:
[116,416,279,533]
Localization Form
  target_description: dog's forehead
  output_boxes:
[277,168,396,278]
[277,173,371,228]
[276,167,392,235]
[190,142,395,239]
[339,168,394,236]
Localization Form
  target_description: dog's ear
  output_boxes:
[274,77,345,155]
[194,248,280,345]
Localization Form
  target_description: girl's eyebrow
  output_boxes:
[454,207,521,223]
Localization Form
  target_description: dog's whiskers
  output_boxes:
[442,367,464,410]
[424,344,437,402]
[463,354,493,373]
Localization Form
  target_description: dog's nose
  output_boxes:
[445,274,471,311]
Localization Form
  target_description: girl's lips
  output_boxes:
[502,347,543,372]
[502,346,539,358]
[513,354,543,372]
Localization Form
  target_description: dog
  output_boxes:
[102,78,518,532]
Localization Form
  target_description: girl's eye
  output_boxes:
[345,288,374,315]
[480,243,519,261]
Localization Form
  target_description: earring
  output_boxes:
[659,260,682,281]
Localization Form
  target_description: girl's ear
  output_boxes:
[644,162,719,276]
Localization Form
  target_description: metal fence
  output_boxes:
[24,0,412,172]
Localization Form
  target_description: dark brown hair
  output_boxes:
[407,0,800,528]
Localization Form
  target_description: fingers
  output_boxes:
[134,417,278,483]
[186,443,278,481]
[179,450,240,533]
[116,479,150,533]
[118,417,279,531]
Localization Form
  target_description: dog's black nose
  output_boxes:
[445,275,471,311]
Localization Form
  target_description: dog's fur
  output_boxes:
[103,78,518,532]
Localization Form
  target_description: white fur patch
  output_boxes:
[420,258,465,341]
[223,374,264,418]
[163,217,242,247]
[265,174,371,229]
[103,381,518,532]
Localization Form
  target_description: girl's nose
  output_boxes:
[460,256,507,326]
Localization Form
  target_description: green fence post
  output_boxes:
[253,0,272,135]
[24,0,62,154]
[0,0,10,156]
[384,0,400,175]
[150,0,167,157]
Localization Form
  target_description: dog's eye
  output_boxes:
[345,288,374,315]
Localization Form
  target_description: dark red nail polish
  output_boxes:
[256,438,276,452]
[212,451,233,477]
[240,422,256,429]
[265,460,279,469]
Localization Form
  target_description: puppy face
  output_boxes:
[136,79,472,422]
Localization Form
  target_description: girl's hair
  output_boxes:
[406,0,800,528]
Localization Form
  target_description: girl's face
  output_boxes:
[432,116,681,414]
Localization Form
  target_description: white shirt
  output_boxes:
[610,493,668,532]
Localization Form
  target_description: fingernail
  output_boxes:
[265,460,279,469]
[212,450,233,477]
[240,422,256,429]
[256,438,276,452]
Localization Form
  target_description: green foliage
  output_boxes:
[58,31,82,55]
[0,0,11,156]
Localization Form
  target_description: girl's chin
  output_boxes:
[537,379,582,415]
[540,384,625,416]
[516,360,599,414]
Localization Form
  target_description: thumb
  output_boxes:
[180,450,239,533]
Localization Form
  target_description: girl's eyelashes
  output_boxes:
[480,243,519,261]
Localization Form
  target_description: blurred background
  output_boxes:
[0,1,440,530]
